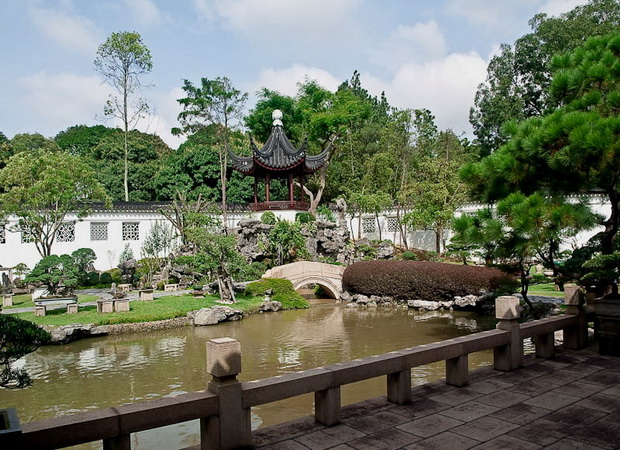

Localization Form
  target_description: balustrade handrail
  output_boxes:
[8,294,589,450]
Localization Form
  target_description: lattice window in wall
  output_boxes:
[21,228,35,244]
[386,217,399,233]
[0,225,5,244]
[122,222,140,241]
[91,222,109,241]
[57,222,76,242]
[362,217,376,234]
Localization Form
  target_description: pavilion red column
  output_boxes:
[299,176,304,202]
[265,174,271,202]
[253,179,258,205]
[288,173,294,203]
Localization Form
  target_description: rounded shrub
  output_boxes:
[261,211,277,225]
[343,260,513,302]
[245,278,309,309]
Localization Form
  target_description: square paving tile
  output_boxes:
[544,438,607,449]
[404,431,479,450]
[345,410,409,433]
[543,404,607,426]
[507,419,567,446]
[601,384,620,397]
[466,378,514,394]
[550,381,606,398]
[391,398,450,419]
[396,413,464,438]
[469,434,542,450]
[475,390,530,408]
[523,391,581,410]
[429,388,483,406]
[586,370,620,387]
[437,401,499,422]
[568,420,619,450]
[574,393,620,413]
[294,424,366,450]
[487,402,550,426]
[347,428,421,450]
[254,417,325,447]
[452,416,518,442]
[586,357,620,369]
[509,378,558,396]
[495,368,546,384]
[543,369,587,385]
[259,440,312,450]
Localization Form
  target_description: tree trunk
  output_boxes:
[396,206,408,249]
[602,191,619,255]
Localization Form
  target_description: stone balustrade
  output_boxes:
[6,293,589,450]
[3,293,13,307]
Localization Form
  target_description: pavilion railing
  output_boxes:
[250,200,310,212]
[6,290,590,450]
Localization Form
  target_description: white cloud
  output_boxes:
[18,72,110,134]
[121,0,163,25]
[364,52,488,135]
[206,0,363,45]
[445,0,539,29]
[538,0,589,16]
[250,64,341,97]
[28,7,101,55]
[142,87,186,149]
[371,21,448,69]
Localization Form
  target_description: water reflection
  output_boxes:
[1,301,496,449]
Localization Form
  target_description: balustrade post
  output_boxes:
[103,435,131,450]
[446,355,469,387]
[494,296,523,371]
[535,332,555,358]
[564,285,588,350]
[202,338,252,450]
[315,387,341,426]
[387,369,412,404]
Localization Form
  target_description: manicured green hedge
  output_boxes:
[342,260,514,301]
[245,278,309,309]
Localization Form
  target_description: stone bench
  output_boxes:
[97,298,130,313]
[164,283,179,292]
[34,297,79,316]
[138,289,154,301]
[117,284,132,293]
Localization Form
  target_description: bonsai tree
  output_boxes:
[25,254,80,296]
[0,315,50,388]
[582,251,620,298]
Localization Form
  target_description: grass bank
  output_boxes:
[13,294,266,327]
[4,293,99,309]
[526,283,565,298]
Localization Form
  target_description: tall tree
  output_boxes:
[94,31,153,201]
[173,77,248,228]
[462,33,620,255]
[0,151,110,257]
[470,0,620,156]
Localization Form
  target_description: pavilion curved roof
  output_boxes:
[230,120,332,176]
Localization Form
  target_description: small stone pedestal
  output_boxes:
[117,284,132,293]
[66,303,78,314]
[34,306,46,317]
[494,296,522,371]
[139,289,154,301]
[2,294,13,308]
[114,298,130,312]
[97,299,115,313]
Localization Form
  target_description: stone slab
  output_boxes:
[452,416,519,442]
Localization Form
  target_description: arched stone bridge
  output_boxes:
[262,261,345,299]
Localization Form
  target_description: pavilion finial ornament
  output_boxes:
[272,109,283,127]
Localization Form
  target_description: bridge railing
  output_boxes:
[7,292,589,450]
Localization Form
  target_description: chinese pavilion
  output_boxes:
[229,110,332,211]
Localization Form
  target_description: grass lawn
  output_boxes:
[526,283,566,298]
[12,294,265,327]
[4,293,99,309]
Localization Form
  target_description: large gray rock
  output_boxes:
[193,306,243,326]
[258,300,282,312]
[236,219,273,262]
[45,323,108,344]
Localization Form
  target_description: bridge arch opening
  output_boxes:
[293,278,340,299]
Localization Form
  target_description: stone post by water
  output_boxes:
[564,285,588,350]
[202,338,252,450]
[494,296,523,371]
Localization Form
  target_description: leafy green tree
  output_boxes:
[0,151,110,257]
[26,254,80,295]
[471,0,620,156]
[54,125,114,157]
[463,33,620,255]
[71,248,97,285]
[0,315,50,389]
[173,76,248,227]
[94,31,153,201]
[267,220,309,266]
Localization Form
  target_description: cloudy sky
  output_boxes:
[1,0,588,149]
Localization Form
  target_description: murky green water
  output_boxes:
[1,298,496,449]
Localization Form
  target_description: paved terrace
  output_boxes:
[252,347,620,450]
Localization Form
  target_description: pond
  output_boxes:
[2,296,497,449]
